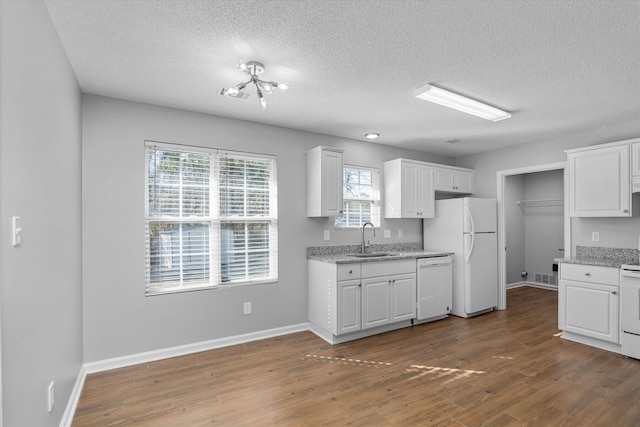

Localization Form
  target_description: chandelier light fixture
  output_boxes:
[414,83,511,122]
[224,61,289,110]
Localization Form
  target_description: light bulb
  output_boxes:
[236,61,247,72]
[226,87,239,96]
[260,97,268,110]
[277,83,289,92]
[261,82,273,93]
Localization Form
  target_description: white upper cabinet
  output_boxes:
[307,146,344,217]
[384,159,434,219]
[568,142,631,217]
[632,140,640,193]
[434,167,474,194]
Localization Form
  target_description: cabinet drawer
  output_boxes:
[560,263,619,285]
[362,259,415,278]
[338,263,361,281]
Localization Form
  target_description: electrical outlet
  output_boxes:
[243,302,252,315]
[592,231,600,242]
[323,230,330,241]
[384,229,391,238]
[47,381,55,413]
[398,229,403,238]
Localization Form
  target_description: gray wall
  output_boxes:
[81,95,452,362]
[504,175,525,284]
[456,121,640,252]
[0,1,83,426]
[523,170,564,282]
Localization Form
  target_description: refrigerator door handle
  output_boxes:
[465,233,475,264]
[464,204,475,234]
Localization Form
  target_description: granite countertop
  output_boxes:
[307,243,453,264]
[555,246,639,269]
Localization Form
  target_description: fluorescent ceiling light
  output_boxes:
[414,84,511,122]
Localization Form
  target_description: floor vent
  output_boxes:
[534,273,555,285]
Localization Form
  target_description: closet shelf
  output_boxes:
[516,198,563,207]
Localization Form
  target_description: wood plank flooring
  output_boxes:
[73,287,640,426]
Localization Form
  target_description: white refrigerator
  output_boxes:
[423,197,498,318]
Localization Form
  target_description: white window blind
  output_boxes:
[335,166,381,228]
[145,142,277,295]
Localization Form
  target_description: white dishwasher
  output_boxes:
[621,263,640,360]
[415,256,452,324]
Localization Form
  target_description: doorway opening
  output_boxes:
[496,163,570,309]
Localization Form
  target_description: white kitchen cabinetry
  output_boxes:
[384,159,434,219]
[632,140,640,193]
[307,146,344,217]
[567,142,630,217]
[361,260,416,329]
[308,258,416,344]
[434,167,474,194]
[559,263,619,345]
[633,141,640,176]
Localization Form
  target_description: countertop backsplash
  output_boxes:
[575,245,639,262]
[307,243,423,257]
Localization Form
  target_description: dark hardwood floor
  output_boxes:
[73,287,640,426]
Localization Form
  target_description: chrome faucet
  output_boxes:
[361,222,375,253]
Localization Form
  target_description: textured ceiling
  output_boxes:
[44,0,640,157]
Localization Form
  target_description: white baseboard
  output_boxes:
[59,364,86,427]
[83,322,309,374]
[507,282,558,291]
[506,281,527,289]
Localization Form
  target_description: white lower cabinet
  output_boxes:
[361,260,416,329]
[558,263,620,345]
[337,279,361,334]
[308,258,416,343]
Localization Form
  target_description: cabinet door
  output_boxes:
[361,276,391,329]
[632,142,640,177]
[454,170,473,193]
[390,273,416,322]
[418,166,435,218]
[322,149,344,216]
[401,162,421,218]
[559,280,619,343]
[569,145,630,217]
[337,279,361,335]
[434,168,455,192]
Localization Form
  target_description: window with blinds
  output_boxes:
[145,141,277,295]
[335,166,381,228]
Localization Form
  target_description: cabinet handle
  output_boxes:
[392,279,396,284]
[624,209,629,213]
[585,273,591,277]
[349,270,353,274]
[612,290,617,295]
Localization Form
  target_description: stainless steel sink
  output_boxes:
[350,252,401,258]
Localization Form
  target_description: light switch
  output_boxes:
[384,229,391,238]
[12,216,22,247]
[591,231,599,242]
[398,229,403,238]
[323,229,330,241]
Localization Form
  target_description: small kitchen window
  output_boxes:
[335,166,381,228]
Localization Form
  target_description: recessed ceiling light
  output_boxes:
[414,84,511,122]
[365,132,380,140]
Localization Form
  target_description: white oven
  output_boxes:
[621,263,640,359]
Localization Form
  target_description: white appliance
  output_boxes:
[415,256,452,323]
[621,263,640,360]
[423,197,498,318]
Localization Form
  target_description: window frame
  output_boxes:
[144,141,278,296]
[335,164,381,229]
